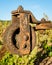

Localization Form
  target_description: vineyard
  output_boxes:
[0,21,52,65]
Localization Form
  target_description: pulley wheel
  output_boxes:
[3,21,36,56]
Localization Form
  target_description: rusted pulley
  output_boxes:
[3,6,36,56]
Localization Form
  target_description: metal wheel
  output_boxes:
[3,21,36,56]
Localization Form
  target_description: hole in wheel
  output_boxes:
[23,44,27,49]
[12,28,20,49]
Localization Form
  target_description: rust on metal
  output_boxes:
[3,6,36,56]
[35,18,52,30]
[0,6,52,58]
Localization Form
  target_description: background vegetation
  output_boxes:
[0,21,52,65]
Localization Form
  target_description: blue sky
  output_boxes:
[0,0,52,20]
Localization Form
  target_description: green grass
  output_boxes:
[0,21,52,65]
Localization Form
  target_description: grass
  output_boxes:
[0,21,52,65]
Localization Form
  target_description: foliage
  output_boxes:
[38,30,52,57]
[0,47,38,65]
[0,21,52,65]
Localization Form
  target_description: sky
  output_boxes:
[0,0,52,21]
